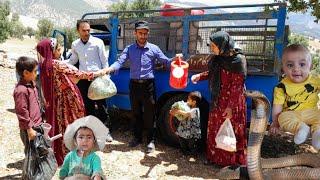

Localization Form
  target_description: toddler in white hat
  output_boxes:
[59,115,109,180]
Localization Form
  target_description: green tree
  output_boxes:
[288,34,309,47]
[36,18,54,40]
[275,0,320,22]
[0,1,11,43]
[9,13,26,40]
[26,27,35,38]
[64,27,78,49]
[109,0,161,18]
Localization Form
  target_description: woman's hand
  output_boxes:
[191,74,201,84]
[27,128,37,141]
[222,107,233,119]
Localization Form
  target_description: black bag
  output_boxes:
[22,132,58,180]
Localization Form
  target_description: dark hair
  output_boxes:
[188,91,202,107]
[74,126,96,140]
[76,19,90,30]
[16,56,38,77]
[282,44,311,62]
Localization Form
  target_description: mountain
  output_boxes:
[9,0,116,27]
[287,12,320,39]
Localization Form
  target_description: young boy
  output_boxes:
[270,44,320,150]
[170,91,202,155]
[14,56,43,155]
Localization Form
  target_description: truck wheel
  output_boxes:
[157,94,187,147]
[157,94,209,148]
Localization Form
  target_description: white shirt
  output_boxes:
[66,35,109,72]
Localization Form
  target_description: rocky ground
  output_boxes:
[0,38,319,180]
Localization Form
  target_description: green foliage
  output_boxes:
[63,27,78,49]
[35,18,54,40]
[0,1,11,43]
[288,34,309,47]
[275,0,320,22]
[9,13,26,40]
[109,0,162,18]
[311,53,320,74]
[26,27,35,38]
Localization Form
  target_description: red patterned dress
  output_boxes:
[200,69,247,166]
[52,61,93,165]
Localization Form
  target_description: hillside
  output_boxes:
[9,0,115,27]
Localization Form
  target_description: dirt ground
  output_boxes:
[0,38,319,180]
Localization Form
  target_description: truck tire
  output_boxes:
[158,94,187,147]
[157,94,209,148]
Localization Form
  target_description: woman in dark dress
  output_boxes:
[191,31,247,166]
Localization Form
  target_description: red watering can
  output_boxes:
[169,54,189,89]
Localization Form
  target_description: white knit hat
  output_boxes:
[63,115,109,151]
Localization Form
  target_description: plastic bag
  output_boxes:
[22,133,58,180]
[171,100,191,121]
[215,118,237,152]
[88,75,117,100]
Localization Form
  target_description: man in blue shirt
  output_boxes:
[106,20,172,153]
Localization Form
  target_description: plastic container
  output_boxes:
[169,54,189,89]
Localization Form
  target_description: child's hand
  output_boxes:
[65,174,91,180]
[27,128,37,141]
[269,122,280,135]
[222,107,233,119]
[170,109,177,115]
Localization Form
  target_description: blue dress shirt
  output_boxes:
[110,42,171,79]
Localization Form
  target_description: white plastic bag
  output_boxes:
[171,101,191,121]
[215,118,237,152]
[88,75,117,100]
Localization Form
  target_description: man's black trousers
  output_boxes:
[129,79,156,143]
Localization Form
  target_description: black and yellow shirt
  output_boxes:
[273,74,320,111]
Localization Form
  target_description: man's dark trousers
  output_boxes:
[129,79,156,143]
[77,79,110,127]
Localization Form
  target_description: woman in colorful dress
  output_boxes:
[36,38,105,166]
[191,31,247,166]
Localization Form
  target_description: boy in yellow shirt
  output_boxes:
[270,44,320,150]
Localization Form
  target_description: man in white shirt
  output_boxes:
[67,19,112,141]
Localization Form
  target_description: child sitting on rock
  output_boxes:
[170,91,202,155]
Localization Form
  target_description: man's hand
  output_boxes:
[269,121,281,135]
[104,67,114,74]
[27,128,37,141]
[222,107,233,119]
[93,69,106,78]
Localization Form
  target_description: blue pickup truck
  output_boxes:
[57,3,288,146]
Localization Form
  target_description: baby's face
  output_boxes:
[282,51,311,83]
[75,128,95,152]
